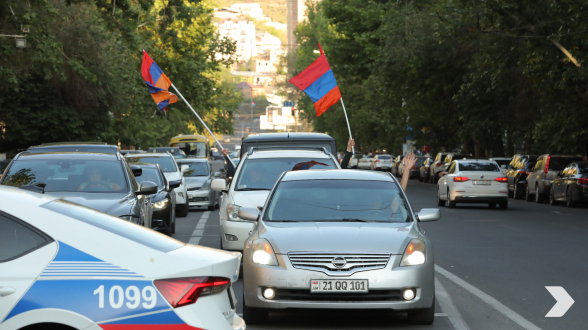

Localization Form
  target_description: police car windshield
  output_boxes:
[43,200,184,252]
[264,180,411,222]
[127,156,177,173]
[235,158,337,191]
[2,159,128,193]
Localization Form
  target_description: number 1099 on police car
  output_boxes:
[94,285,157,309]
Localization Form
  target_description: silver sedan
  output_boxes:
[240,170,440,325]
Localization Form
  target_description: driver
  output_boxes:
[77,166,121,191]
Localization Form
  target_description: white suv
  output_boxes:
[212,148,340,251]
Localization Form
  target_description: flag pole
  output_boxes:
[171,84,235,167]
[340,98,355,154]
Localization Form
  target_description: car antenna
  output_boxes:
[20,182,47,194]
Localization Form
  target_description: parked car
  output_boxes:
[240,169,439,325]
[371,154,394,171]
[525,154,585,203]
[347,153,364,169]
[133,162,181,235]
[211,148,340,251]
[429,152,450,183]
[419,157,433,182]
[0,185,244,330]
[126,153,190,217]
[1,151,156,227]
[437,159,508,209]
[405,156,428,179]
[358,154,375,170]
[176,158,221,211]
[391,155,404,177]
[431,153,473,184]
[506,155,538,199]
[549,161,588,207]
[489,157,512,173]
[148,147,187,159]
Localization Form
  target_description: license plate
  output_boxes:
[310,279,368,293]
[473,180,491,185]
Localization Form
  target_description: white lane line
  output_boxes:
[435,313,449,317]
[436,265,542,330]
[188,237,201,245]
[435,277,470,330]
[188,211,212,245]
[191,229,204,236]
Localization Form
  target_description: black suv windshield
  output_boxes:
[236,157,337,191]
[2,159,128,193]
[127,156,177,172]
[265,180,411,222]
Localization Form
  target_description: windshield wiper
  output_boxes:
[236,188,270,191]
[312,219,379,223]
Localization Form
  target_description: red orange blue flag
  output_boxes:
[141,50,178,112]
[289,43,341,116]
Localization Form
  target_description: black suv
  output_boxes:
[526,154,585,203]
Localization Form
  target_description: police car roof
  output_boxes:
[15,152,119,161]
[248,149,332,159]
[282,169,395,182]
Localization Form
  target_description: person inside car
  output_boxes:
[77,166,121,191]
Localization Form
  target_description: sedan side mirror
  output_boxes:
[211,179,227,192]
[238,207,260,221]
[168,180,181,190]
[130,165,142,177]
[416,208,440,222]
[181,165,189,175]
[136,181,158,195]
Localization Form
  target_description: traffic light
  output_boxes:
[291,107,295,116]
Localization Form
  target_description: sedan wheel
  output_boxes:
[535,186,544,203]
[513,184,520,200]
[447,190,456,208]
[525,186,532,202]
[437,190,445,207]
[549,186,558,206]
[566,188,576,208]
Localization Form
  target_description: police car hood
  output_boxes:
[49,192,132,216]
[231,190,270,208]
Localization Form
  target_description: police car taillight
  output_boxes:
[154,276,230,308]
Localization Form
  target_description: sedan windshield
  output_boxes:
[2,159,128,193]
[127,156,177,173]
[235,158,337,191]
[135,167,164,189]
[458,162,500,172]
[177,162,209,176]
[265,180,411,222]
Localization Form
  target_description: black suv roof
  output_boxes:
[15,151,119,161]
[27,144,119,155]
[242,133,335,142]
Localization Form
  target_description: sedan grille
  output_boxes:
[275,289,401,302]
[288,252,391,276]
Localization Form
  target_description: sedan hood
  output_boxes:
[185,176,208,188]
[47,192,132,216]
[260,221,418,254]
[232,190,270,208]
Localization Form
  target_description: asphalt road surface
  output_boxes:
[174,166,588,329]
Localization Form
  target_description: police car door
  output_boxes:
[0,213,56,324]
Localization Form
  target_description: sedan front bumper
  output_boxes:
[243,254,435,311]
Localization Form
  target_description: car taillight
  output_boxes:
[154,277,230,308]
[544,155,551,174]
[453,177,469,182]
[519,170,528,175]
[375,160,380,162]
[436,163,442,166]
[579,177,588,184]
[494,177,508,182]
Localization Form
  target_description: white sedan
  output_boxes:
[0,185,245,330]
[436,159,509,209]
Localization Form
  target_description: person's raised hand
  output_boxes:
[403,153,417,170]
[222,149,229,157]
[347,138,355,152]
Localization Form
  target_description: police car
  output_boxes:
[0,186,245,330]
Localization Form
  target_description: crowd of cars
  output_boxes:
[350,151,587,209]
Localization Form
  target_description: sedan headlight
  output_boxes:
[252,239,278,266]
[119,215,141,224]
[227,203,247,221]
[153,199,169,209]
[400,239,426,266]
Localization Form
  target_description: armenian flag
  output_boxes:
[289,44,341,116]
[141,50,178,112]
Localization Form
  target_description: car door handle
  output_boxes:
[0,286,16,297]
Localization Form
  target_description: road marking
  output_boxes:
[435,277,469,330]
[545,286,574,317]
[188,211,212,245]
[552,211,571,215]
[436,265,542,330]
[188,237,201,245]
[435,313,448,316]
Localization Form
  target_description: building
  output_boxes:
[215,19,256,61]
[230,3,263,18]
[236,82,265,97]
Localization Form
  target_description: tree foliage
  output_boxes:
[0,0,240,152]
[293,0,588,156]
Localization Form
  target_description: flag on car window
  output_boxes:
[141,50,178,113]
[289,43,341,117]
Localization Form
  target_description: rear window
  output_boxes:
[549,157,584,171]
[377,155,392,159]
[458,162,500,172]
[43,200,184,252]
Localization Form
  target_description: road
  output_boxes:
[174,165,588,329]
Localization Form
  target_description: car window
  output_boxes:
[176,162,209,176]
[378,155,392,159]
[578,163,588,174]
[458,162,500,172]
[265,180,411,222]
[549,157,584,172]
[2,159,128,193]
[447,162,456,174]
[525,161,536,170]
[235,157,337,191]
[0,213,51,262]
[127,156,177,173]
[135,167,164,189]
[434,154,440,162]
[43,200,184,252]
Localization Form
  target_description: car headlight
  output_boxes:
[400,239,426,266]
[252,239,278,266]
[153,199,169,209]
[120,215,141,224]
[227,203,248,221]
